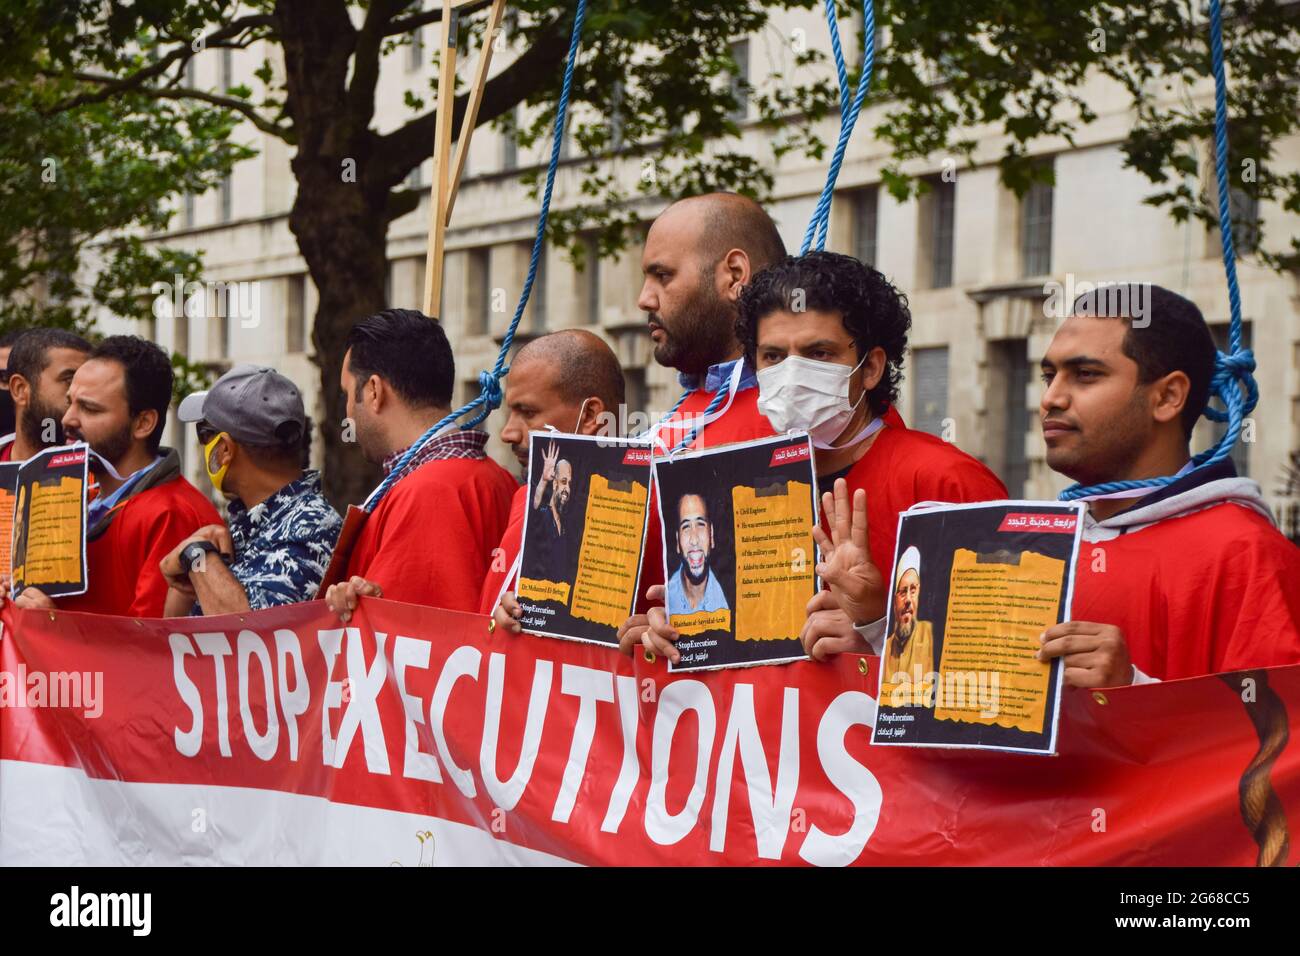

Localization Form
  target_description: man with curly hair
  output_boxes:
[632,251,1007,665]
[737,252,1006,661]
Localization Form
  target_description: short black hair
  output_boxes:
[1070,283,1216,438]
[737,251,911,415]
[0,329,28,349]
[5,329,92,388]
[89,335,173,452]
[345,308,453,409]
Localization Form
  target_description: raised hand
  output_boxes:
[541,440,560,482]
[811,478,885,626]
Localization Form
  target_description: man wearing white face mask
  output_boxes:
[632,253,1005,664]
[743,252,1006,662]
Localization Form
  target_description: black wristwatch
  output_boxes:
[180,540,220,574]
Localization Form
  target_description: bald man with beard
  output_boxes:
[485,329,625,623]
[618,192,788,651]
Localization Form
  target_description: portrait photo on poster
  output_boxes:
[652,432,819,672]
[11,442,90,599]
[871,499,1087,755]
[515,432,652,647]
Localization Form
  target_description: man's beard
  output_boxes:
[20,394,66,448]
[893,615,915,649]
[70,421,133,469]
[684,559,709,585]
[651,281,738,375]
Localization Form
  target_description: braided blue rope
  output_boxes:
[1059,0,1258,501]
[366,0,589,510]
[801,0,875,254]
[669,379,731,454]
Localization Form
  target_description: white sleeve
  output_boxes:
[853,617,887,657]
[1129,664,1160,685]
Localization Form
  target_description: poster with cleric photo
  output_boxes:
[871,500,1086,755]
[515,433,653,647]
[652,432,819,672]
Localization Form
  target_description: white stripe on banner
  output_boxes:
[0,760,576,867]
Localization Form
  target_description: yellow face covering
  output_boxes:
[204,431,231,496]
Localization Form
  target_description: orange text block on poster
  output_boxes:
[732,481,814,642]
[569,475,648,629]
[933,548,1065,734]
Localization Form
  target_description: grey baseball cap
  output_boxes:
[178,364,305,446]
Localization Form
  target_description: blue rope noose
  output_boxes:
[801,0,876,254]
[1059,0,1258,501]
[645,0,877,454]
[367,0,589,510]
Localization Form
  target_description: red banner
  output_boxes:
[1,599,1296,866]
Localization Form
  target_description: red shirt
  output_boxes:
[832,406,1009,577]
[61,475,222,618]
[479,484,528,614]
[346,456,516,613]
[1071,502,1300,680]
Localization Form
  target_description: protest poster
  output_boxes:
[0,461,20,580]
[515,433,652,647]
[871,500,1086,755]
[652,432,819,671]
[10,443,89,599]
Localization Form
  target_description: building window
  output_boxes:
[609,81,625,152]
[182,193,195,229]
[987,338,1029,496]
[530,246,547,331]
[1020,167,1054,277]
[502,105,519,171]
[911,346,949,437]
[584,235,601,325]
[924,176,956,289]
[852,187,879,267]
[728,39,750,123]
[286,274,307,353]
[219,174,233,222]
[221,48,233,90]
[1206,167,1260,258]
[174,304,190,358]
[214,286,232,359]
[467,247,490,335]
[408,27,424,71]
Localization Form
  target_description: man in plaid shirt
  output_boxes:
[326,309,516,618]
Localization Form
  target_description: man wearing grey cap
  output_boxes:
[160,364,342,616]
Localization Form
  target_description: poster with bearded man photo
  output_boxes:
[652,432,819,671]
[515,433,653,647]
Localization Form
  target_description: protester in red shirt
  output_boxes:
[632,251,1007,663]
[482,330,627,625]
[13,336,221,617]
[0,329,91,463]
[1034,284,1300,685]
[324,309,516,619]
[614,193,786,652]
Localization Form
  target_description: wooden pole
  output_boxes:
[422,0,459,319]
[446,0,507,224]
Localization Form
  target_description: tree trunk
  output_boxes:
[278,0,387,508]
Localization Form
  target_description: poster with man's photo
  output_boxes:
[651,432,819,672]
[515,433,652,647]
[871,500,1086,755]
[11,443,90,599]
